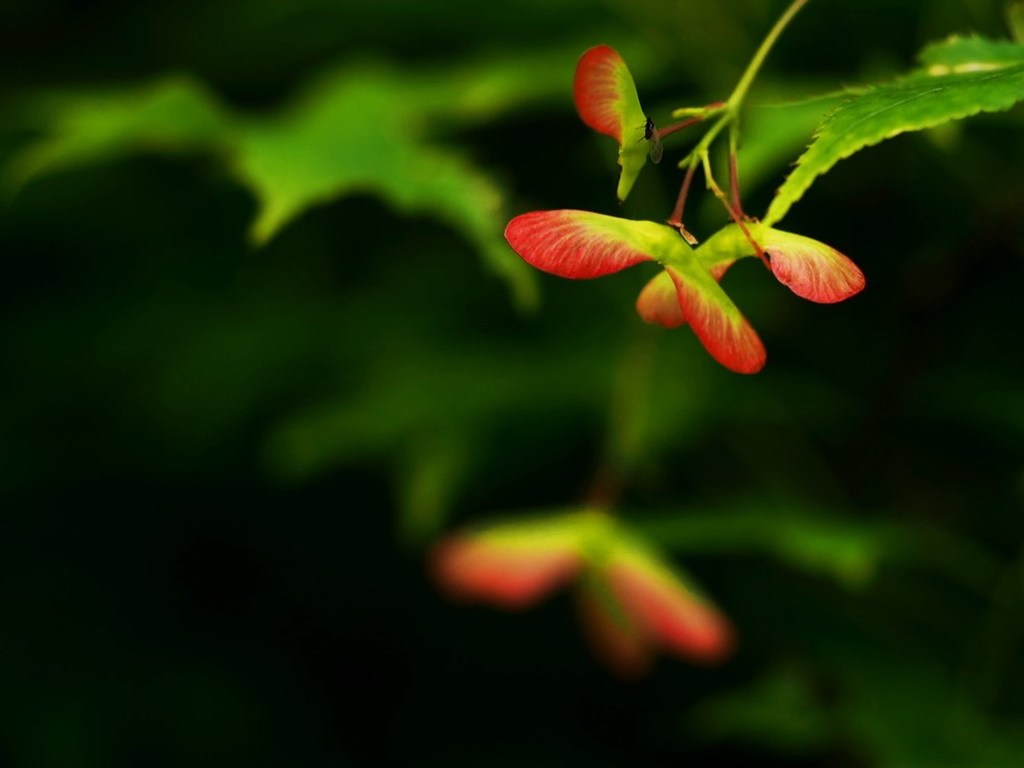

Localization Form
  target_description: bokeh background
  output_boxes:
[2,0,1023,765]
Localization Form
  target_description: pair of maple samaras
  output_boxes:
[505,45,866,374]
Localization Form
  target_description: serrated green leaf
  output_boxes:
[735,87,849,193]
[765,59,1024,226]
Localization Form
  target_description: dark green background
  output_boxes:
[2,1,1023,765]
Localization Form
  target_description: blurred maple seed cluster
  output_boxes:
[432,512,733,677]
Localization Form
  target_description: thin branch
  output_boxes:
[667,160,700,245]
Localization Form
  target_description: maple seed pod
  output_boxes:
[505,209,766,374]
[574,45,651,202]
[431,512,736,676]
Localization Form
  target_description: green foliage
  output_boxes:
[5,49,595,310]
[688,667,832,755]
[4,1,1024,766]
[6,78,231,190]
[396,431,474,545]
[691,655,1024,767]
[765,36,1024,225]
[731,89,846,193]
[231,65,527,306]
[637,504,896,588]
[264,340,612,482]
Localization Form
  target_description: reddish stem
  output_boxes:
[584,467,623,512]
[725,203,769,268]
[656,101,728,140]
[731,213,769,269]
[655,116,702,140]
[667,162,699,245]
[705,169,768,267]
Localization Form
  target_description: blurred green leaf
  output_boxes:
[638,504,895,588]
[5,77,231,193]
[231,65,537,307]
[264,339,612,481]
[687,667,832,755]
[837,656,1024,768]
[639,497,1006,592]
[688,654,1024,768]
[5,47,602,310]
[396,430,475,546]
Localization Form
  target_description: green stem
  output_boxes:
[667,158,700,244]
[728,121,744,214]
[727,0,812,111]
[585,335,662,511]
[678,0,812,208]
[680,113,730,169]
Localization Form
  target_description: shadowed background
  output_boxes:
[1,0,1023,765]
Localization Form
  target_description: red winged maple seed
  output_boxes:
[505,210,766,374]
[431,532,582,609]
[574,45,631,141]
[573,44,651,201]
[633,223,865,347]
[760,227,866,303]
